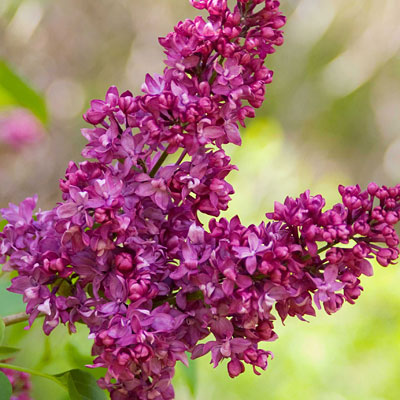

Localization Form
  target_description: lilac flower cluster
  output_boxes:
[1,365,32,400]
[0,1,399,399]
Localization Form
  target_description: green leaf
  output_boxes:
[64,343,95,370]
[55,369,107,400]
[0,347,20,359]
[0,220,7,232]
[0,320,5,346]
[0,370,12,400]
[180,357,197,397]
[0,60,48,124]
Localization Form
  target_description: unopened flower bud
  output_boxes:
[115,252,134,273]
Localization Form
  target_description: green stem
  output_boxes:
[209,70,218,85]
[0,363,67,390]
[301,241,338,262]
[3,312,44,327]
[149,148,169,178]
[175,149,187,165]
[138,158,148,174]
[153,289,204,308]
[3,312,29,326]
[317,242,336,255]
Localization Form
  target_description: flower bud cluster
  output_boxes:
[0,1,399,400]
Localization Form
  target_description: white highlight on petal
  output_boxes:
[37,299,52,315]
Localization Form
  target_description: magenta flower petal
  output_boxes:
[57,203,78,218]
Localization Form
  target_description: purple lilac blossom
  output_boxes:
[0,1,399,400]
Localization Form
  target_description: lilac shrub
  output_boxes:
[0,0,399,399]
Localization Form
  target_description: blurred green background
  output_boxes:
[1,0,400,399]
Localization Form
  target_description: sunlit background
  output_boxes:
[1,0,400,399]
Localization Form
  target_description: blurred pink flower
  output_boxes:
[0,108,44,150]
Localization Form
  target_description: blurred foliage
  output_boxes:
[0,60,48,124]
[177,357,197,397]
